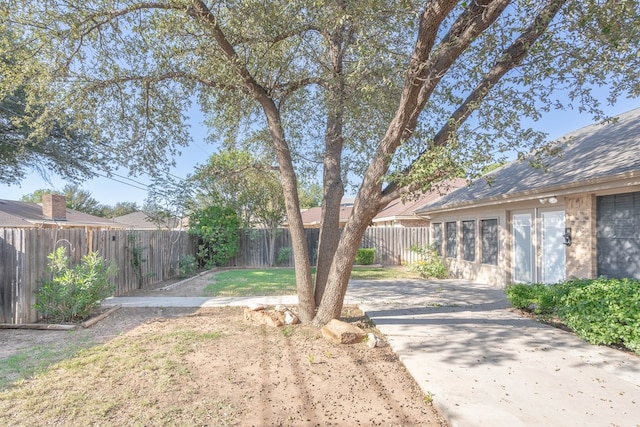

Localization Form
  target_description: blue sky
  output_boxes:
[1,96,638,207]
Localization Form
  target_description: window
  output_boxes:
[462,220,476,262]
[481,219,498,265]
[446,221,457,258]
[432,223,443,256]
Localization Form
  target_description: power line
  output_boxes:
[94,172,149,192]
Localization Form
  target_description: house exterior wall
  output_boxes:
[429,206,508,287]
[429,199,577,287]
[565,193,597,279]
[424,183,640,287]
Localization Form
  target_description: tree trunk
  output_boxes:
[312,192,382,326]
[314,94,345,305]
[192,1,317,321]
[267,227,277,267]
[314,12,348,306]
[266,120,316,321]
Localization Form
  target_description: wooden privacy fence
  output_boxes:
[0,226,428,324]
[230,227,429,267]
[0,228,196,324]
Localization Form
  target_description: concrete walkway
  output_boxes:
[103,279,640,427]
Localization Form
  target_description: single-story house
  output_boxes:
[298,183,466,229]
[0,194,123,230]
[415,108,640,286]
[299,200,353,229]
[112,211,186,230]
[371,178,467,227]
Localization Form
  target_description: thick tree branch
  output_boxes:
[357,0,507,214]
[402,0,511,142]
[188,0,317,321]
[381,0,568,202]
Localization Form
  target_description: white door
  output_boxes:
[512,209,566,284]
[541,210,566,284]
[512,213,533,283]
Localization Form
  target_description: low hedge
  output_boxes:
[506,278,640,354]
[355,248,375,265]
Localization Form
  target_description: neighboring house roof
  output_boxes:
[0,199,122,228]
[300,205,353,228]
[112,211,184,230]
[297,179,466,227]
[416,108,640,214]
[372,178,467,224]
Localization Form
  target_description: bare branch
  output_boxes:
[79,71,242,92]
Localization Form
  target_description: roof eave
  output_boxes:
[416,171,640,216]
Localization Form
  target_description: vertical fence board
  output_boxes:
[1,226,424,324]
[0,228,197,324]
[228,227,427,268]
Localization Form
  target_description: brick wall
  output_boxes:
[564,193,596,279]
[42,194,67,220]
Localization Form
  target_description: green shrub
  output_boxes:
[506,278,640,354]
[188,205,240,267]
[558,278,640,353]
[505,282,577,316]
[409,244,447,279]
[35,247,117,323]
[355,248,375,265]
[177,255,197,278]
[277,247,293,266]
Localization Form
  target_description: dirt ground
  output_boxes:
[0,272,446,426]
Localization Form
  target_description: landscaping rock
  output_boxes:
[284,310,300,325]
[244,308,284,327]
[321,319,366,344]
[366,332,387,348]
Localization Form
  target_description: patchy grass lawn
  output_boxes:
[204,268,299,296]
[0,307,444,426]
[0,338,93,390]
[204,266,419,297]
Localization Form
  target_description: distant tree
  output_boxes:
[190,149,285,227]
[298,182,323,209]
[21,189,58,203]
[62,185,103,216]
[22,185,103,216]
[100,202,139,219]
[144,175,193,229]
[190,148,287,265]
[188,205,240,268]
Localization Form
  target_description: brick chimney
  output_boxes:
[42,194,67,221]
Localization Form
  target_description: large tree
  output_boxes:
[2,1,638,325]
[0,30,119,185]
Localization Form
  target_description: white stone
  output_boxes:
[284,310,300,325]
[247,303,266,311]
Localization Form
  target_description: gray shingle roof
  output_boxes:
[416,108,640,213]
[0,199,121,228]
[112,211,182,230]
